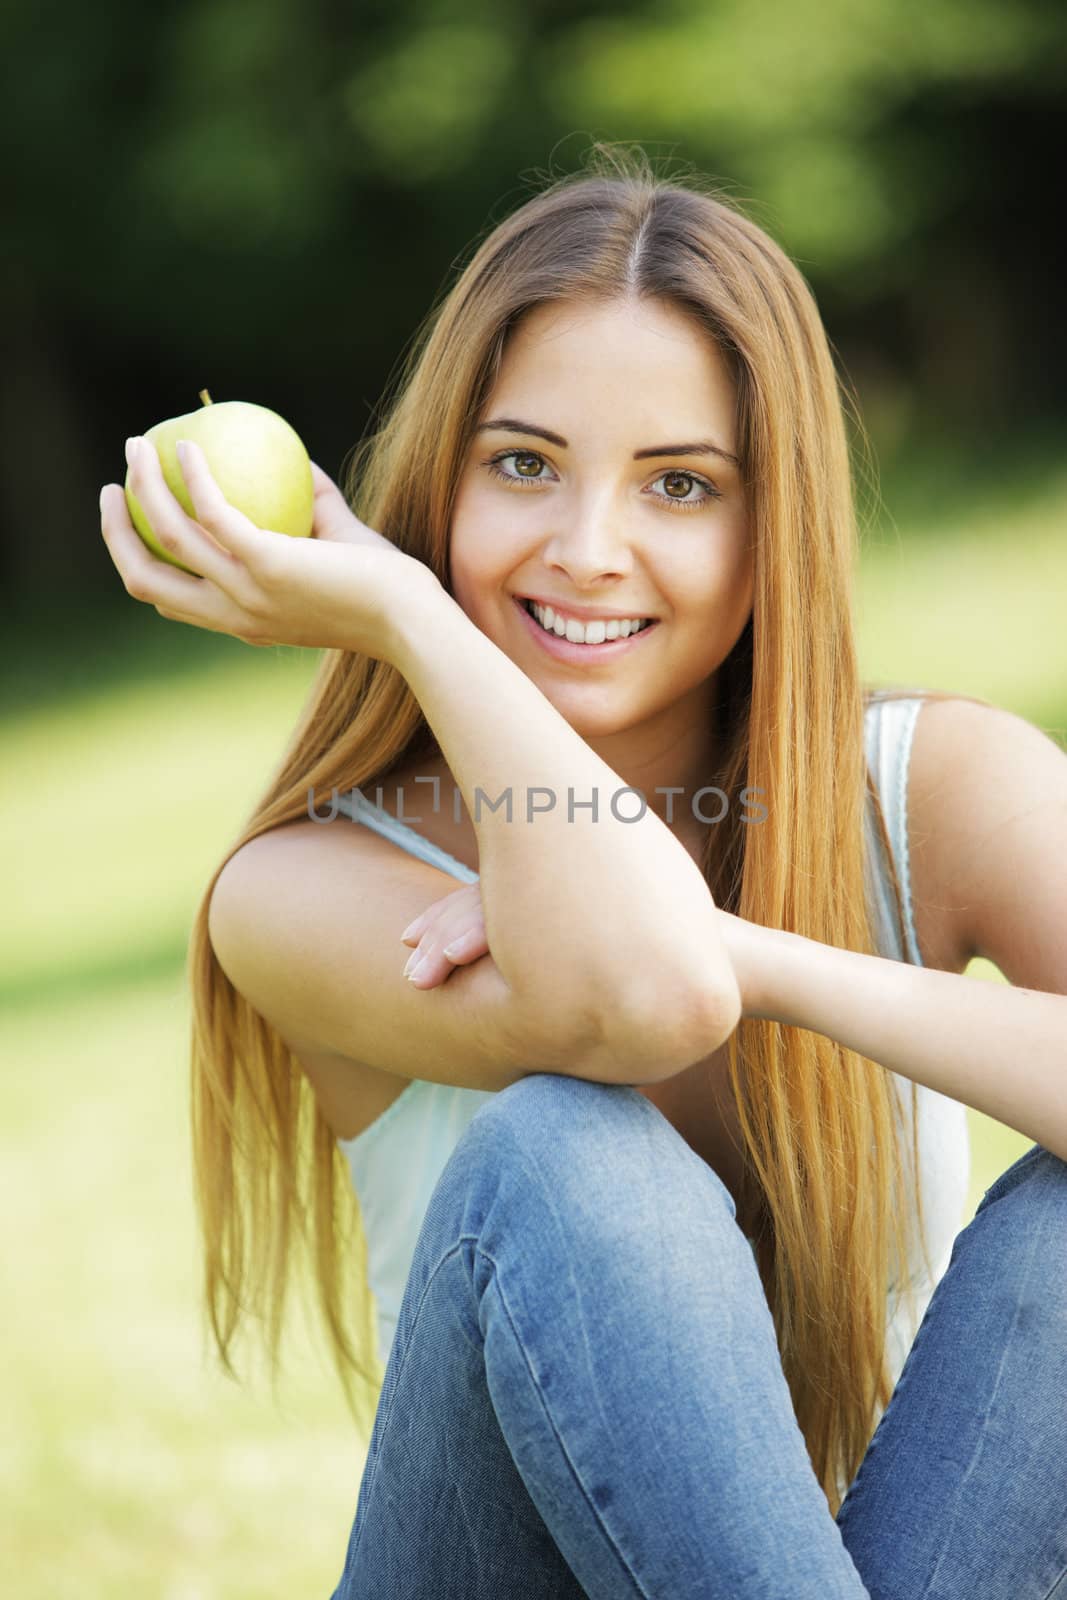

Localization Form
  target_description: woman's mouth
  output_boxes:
[513,596,660,664]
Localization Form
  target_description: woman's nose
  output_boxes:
[541,502,636,586]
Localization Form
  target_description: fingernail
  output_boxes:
[442,941,461,959]
[402,949,419,977]
[124,437,140,467]
[399,919,419,942]
[406,956,429,983]
[176,440,190,467]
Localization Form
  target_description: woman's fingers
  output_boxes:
[440,926,487,964]
[405,936,485,987]
[310,460,346,504]
[99,482,241,631]
[175,438,290,574]
[402,892,490,988]
[128,436,268,587]
[400,884,482,948]
[101,439,286,642]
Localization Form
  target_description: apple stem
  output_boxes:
[199,388,213,406]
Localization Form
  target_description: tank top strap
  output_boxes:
[331,787,480,885]
[864,695,924,968]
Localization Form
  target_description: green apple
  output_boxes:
[124,389,315,575]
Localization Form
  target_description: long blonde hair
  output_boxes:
[187,143,979,1512]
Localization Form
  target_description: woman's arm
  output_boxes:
[388,577,740,1057]
[723,695,1067,1162]
[727,914,1067,1163]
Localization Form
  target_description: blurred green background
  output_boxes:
[2,0,1065,1593]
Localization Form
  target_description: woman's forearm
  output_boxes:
[384,575,740,1055]
[745,921,1067,1162]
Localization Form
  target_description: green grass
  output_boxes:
[856,461,1067,740]
[1,645,378,1596]
[3,459,1063,1593]
[0,979,369,1597]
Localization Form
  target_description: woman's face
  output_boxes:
[448,295,754,763]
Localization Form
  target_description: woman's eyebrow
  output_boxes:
[475,416,739,468]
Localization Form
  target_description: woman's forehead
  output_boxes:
[484,298,738,452]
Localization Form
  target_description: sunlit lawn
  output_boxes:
[3,464,1064,1595]
[2,651,378,1597]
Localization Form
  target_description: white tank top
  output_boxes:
[334,695,971,1403]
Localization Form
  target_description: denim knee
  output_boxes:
[455,1070,740,1236]
[958,1143,1067,1321]
[474,1071,646,1166]
[409,1072,752,1373]
[973,1142,1067,1217]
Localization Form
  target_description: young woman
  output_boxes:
[100,147,1067,1598]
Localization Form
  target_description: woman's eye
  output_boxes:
[485,449,552,486]
[648,470,722,511]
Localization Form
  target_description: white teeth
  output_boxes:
[526,600,650,645]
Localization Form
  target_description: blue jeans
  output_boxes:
[331,1074,1067,1599]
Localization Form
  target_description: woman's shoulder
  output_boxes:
[862,687,992,974]
[898,690,1067,985]
[897,692,981,974]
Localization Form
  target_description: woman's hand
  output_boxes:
[400,884,490,988]
[100,436,434,658]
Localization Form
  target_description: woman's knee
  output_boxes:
[974,1143,1067,1220]
[405,1073,751,1355]
[463,1073,646,1197]
[961,1144,1067,1317]
[461,1070,739,1230]
[477,1070,642,1153]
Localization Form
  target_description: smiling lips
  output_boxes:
[514,595,660,662]
[519,593,657,626]
[524,597,653,642]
